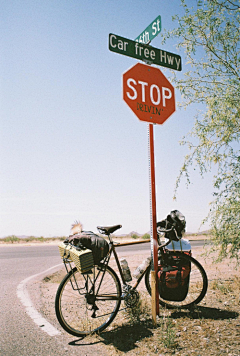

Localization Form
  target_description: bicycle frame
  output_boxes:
[107,240,147,291]
[61,232,177,303]
[95,234,173,287]
[56,225,208,337]
[103,234,154,293]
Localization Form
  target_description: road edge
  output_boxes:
[17,264,62,337]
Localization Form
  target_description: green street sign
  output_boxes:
[135,15,161,44]
[109,33,182,71]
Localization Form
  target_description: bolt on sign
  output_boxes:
[123,63,176,124]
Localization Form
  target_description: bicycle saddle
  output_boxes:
[97,225,122,235]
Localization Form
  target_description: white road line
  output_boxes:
[17,264,62,337]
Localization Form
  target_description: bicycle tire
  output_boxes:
[55,265,122,336]
[145,251,208,309]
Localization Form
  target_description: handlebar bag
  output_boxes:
[65,231,109,264]
[158,253,191,301]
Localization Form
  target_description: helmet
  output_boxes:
[167,210,186,237]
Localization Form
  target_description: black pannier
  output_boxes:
[65,231,109,264]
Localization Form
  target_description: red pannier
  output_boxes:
[158,252,191,302]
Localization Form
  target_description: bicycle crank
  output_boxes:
[123,288,140,308]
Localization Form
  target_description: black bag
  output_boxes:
[157,210,186,241]
[65,231,109,264]
[158,253,191,301]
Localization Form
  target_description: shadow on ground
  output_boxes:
[67,306,239,353]
[99,321,154,352]
[67,322,153,352]
[68,338,102,347]
[170,305,239,320]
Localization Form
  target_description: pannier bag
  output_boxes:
[158,253,191,301]
[65,231,109,264]
[58,242,94,273]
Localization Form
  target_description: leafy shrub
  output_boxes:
[2,235,20,243]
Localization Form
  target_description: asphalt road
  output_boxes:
[0,240,205,355]
[0,244,107,356]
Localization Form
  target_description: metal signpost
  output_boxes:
[122,62,176,323]
[109,16,181,325]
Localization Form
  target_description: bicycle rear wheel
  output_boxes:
[55,265,121,336]
[145,251,208,309]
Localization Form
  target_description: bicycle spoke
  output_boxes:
[55,265,121,336]
[145,251,208,309]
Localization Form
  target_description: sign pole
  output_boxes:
[122,62,177,325]
[110,16,180,326]
[148,123,159,325]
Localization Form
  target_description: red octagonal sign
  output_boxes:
[123,63,175,125]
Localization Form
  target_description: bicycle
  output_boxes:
[55,224,208,336]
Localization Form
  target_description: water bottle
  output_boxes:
[120,258,132,282]
[132,257,151,279]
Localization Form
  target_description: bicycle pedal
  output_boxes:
[122,284,132,292]
[121,285,132,299]
[91,311,97,318]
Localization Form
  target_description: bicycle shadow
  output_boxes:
[96,306,239,353]
[169,305,239,320]
[68,338,102,346]
[67,306,238,352]
[98,320,154,352]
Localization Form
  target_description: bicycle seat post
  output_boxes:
[108,233,113,244]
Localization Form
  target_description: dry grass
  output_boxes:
[41,270,240,355]
[40,245,240,356]
[93,277,240,356]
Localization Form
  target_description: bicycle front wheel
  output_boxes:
[55,265,122,336]
[145,251,208,309]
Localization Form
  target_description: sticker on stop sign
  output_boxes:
[123,63,175,125]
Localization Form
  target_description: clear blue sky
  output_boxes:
[0,0,214,237]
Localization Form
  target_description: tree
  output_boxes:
[164,0,240,261]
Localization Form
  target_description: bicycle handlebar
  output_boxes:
[157,225,180,243]
[157,226,174,233]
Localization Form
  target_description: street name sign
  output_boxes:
[135,15,161,44]
[109,33,182,71]
[123,63,176,125]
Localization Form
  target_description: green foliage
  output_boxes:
[163,0,240,261]
[158,316,177,349]
[59,236,67,241]
[24,236,39,242]
[142,233,151,240]
[207,155,240,261]
[124,293,150,324]
[2,235,20,243]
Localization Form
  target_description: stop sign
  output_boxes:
[123,63,175,124]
